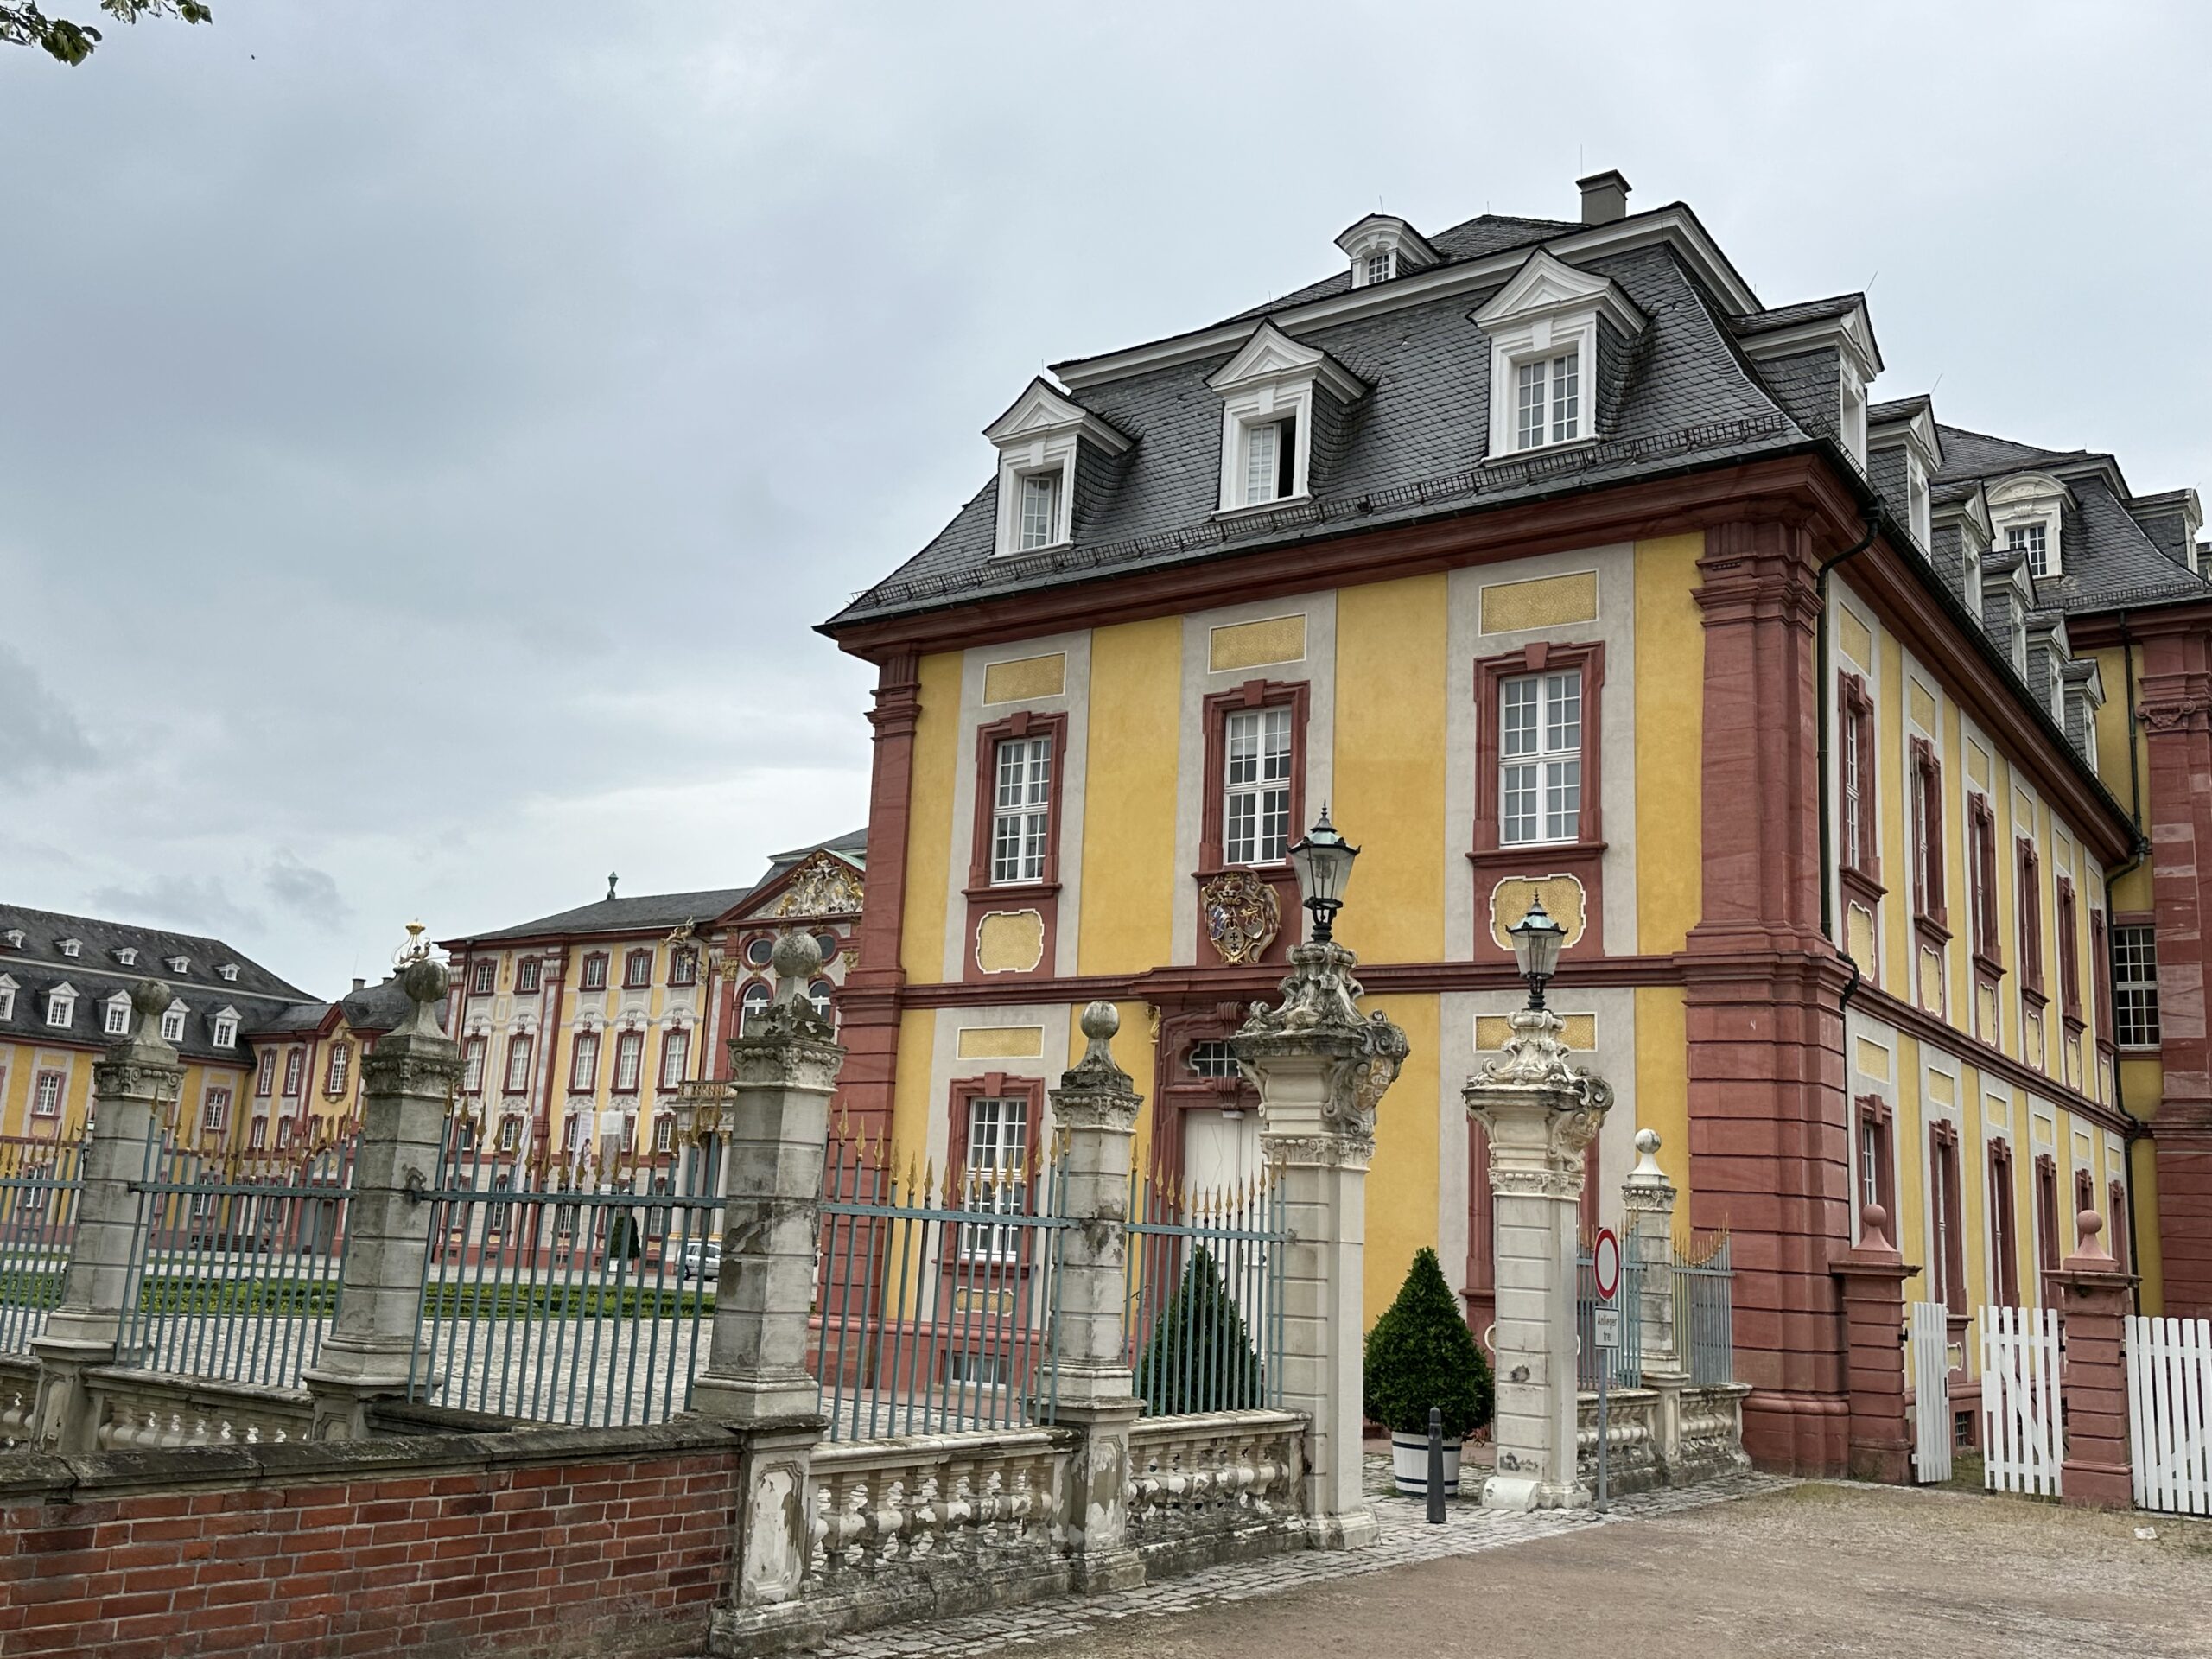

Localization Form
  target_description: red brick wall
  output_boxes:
[0,1436,739,1659]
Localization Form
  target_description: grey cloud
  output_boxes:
[264,853,350,926]
[87,875,257,937]
[0,642,97,784]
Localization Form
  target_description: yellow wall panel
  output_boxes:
[1362,994,1439,1325]
[899,652,961,985]
[1478,570,1598,633]
[982,652,1066,705]
[889,1009,938,1171]
[1633,535,1704,955]
[1879,633,1909,982]
[1077,618,1182,975]
[1332,575,1447,963]
[1208,614,1306,673]
[2131,1135,2164,1315]
[1635,985,1691,1203]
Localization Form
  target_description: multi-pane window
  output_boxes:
[1224,707,1294,864]
[1500,671,1582,846]
[2006,522,2050,579]
[249,1117,268,1151]
[613,1030,644,1093]
[570,1029,601,1091]
[624,950,654,990]
[1242,416,1296,505]
[1837,677,1877,876]
[498,1116,522,1153]
[961,1096,1029,1260]
[654,1117,675,1154]
[45,991,73,1028]
[1514,352,1579,450]
[160,1003,187,1044]
[2056,880,2081,1021]
[2017,841,2044,995]
[1910,744,1944,922]
[581,954,609,991]
[807,980,836,1024]
[1988,1140,2019,1306]
[1929,1125,1966,1311]
[740,981,772,1036]
[991,735,1052,885]
[282,1048,304,1096]
[213,1014,237,1049]
[461,1035,486,1095]
[470,960,495,995]
[32,1071,62,1118]
[503,1034,533,1094]
[1363,250,1392,284]
[1188,1040,1240,1079]
[659,1027,690,1090]
[201,1090,229,1135]
[105,998,130,1036]
[2035,1155,2061,1278]
[563,1114,583,1153]
[1854,1096,1895,1230]
[516,958,542,995]
[1970,798,1999,962]
[326,1043,351,1096]
[1018,471,1061,551]
[2113,924,2161,1046]
[669,948,698,988]
[257,1050,276,1096]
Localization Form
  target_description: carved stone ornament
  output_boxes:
[2141,696,2212,734]
[1199,870,1281,965]
[729,933,844,1090]
[1465,1006,1613,1160]
[1051,1001,1140,1134]
[1234,941,1410,1157]
[765,853,864,919]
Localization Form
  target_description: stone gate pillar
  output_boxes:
[1234,940,1408,1550]
[1464,1005,1611,1512]
[1622,1128,1680,1377]
[1830,1205,1917,1483]
[1048,1001,1146,1592]
[31,981,181,1452]
[2054,1211,2137,1510]
[302,951,461,1440]
[693,932,846,1611]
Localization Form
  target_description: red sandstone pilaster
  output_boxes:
[1684,518,1853,1477]
[2053,1211,2137,1510]
[835,651,921,1152]
[1832,1205,1917,1484]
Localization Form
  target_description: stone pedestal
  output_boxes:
[302,955,461,1440]
[1464,1005,1611,1512]
[1233,941,1408,1550]
[1830,1205,1918,1484]
[1049,1003,1147,1592]
[2054,1211,2137,1510]
[31,982,181,1452]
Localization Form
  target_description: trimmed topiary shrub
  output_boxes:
[1363,1246,1493,1439]
[1135,1246,1264,1414]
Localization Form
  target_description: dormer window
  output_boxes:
[1986,474,2069,583]
[57,938,79,959]
[0,977,15,1021]
[2007,522,2050,579]
[218,963,239,983]
[105,995,131,1036]
[3,931,22,950]
[161,1002,188,1044]
[1363,250,1392,285]
[982,377,1130,560]
[213,1009,238,1049]
[1206,321,1366,515]
[116,947,137,967]
[1475,250,1646,461]
[167,955,190,975]
[1334,213,1435,290]
[47,985,75,1027]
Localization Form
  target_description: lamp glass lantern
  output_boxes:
[1507,896,1567,1008]
[1287,807,1358,944]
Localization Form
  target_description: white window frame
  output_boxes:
[46,988,74,1029]
[0,977,15,1021]
[219,963,238,982]
[32,1071,63,1117]
[1222,705,1294,866]
[613,1028,645,1092]
[1511,350,1583,453]
[983,378,1128,560]
[740,981,772,1036]
[1474,251,1644,463]
[115,947,136,967]
[1988,475,2069,582]
[58,939,79,959]
[2006,519,2053,580]
[1014,467,1065,553]
[2113,922,2160,1049]
[200,1089,229,1134]
[1498,669,1583,847]
[105,995,131,1036]
[160,1002,188,1044]
[1207,322,1363,516]
[658,1027,690,1091]
[960,1094,1030,1262]
[990,734,1053,886]
[212,1010,238,1049]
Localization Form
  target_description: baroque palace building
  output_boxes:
[435,830,865,1179]
[819,170,2212,1474]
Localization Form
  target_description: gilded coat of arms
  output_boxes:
[1201,870,1281,965]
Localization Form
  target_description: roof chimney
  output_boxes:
[352,976,366,993]
[1577,169,1631,226]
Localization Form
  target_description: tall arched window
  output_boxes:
[740,980,772,1037]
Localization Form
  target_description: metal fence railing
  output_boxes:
[406,1122,721,1427]
[1675,1231,1735,1387]
[0,1136,85,1356]
[814,1128,1068,1442]
[118,1128,356,1389]
[1576,1247,1643,1390]
[1125,1166,1287,1416]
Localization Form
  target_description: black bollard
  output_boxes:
[1426,1406,1446,1523]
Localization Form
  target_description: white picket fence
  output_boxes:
[1908,1300,1951,1484]
[1980,1305,2063,1497]
[2127,1315,2212,1516]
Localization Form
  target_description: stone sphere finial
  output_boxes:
[399,953,449,1007]
[1080,1001,1119,1043]
[130,978,171,1030]
[1860,1203,1891,1248]
[772,931,823,988]
[1633,1127,1660,1157]
[2078,1209,2103,1241]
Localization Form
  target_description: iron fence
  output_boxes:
[1675,1231,1735,1387]
[0,1136,85,1355]
[1575,1246,1643,1389]
[814,1128,1068,1442]
[118,1128,356,1388]
[1125,1165,1287,1415]
[406,1122,721,1427]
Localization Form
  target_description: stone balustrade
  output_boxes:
[1126,1409,1305,1573]
[86,1369,314,1450]
[809,1427,1066,1583]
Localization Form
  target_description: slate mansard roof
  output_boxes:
[443,830,868,950]
[826,194,2205,641]
[0,903,321,1064]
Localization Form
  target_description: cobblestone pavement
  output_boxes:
[797,1459,1792,1659]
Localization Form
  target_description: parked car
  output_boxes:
[679,1238,721,1282]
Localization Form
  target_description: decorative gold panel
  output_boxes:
[1477,1012,1596,1051]
[1209,614,1307,672]
[1978,982,2000,1046]
[957,1026,1045,1060]
[1917,945,1944,1016]
[1854,1037,1892,1082]
[982,653,1066,705]
[1837,607,1874,671]
[1909,680,1939,734]
[1967,743,1992,790]
[1847,903,1877,977]
[1925,1067,1955,1109]
[974,910,1046,975]
[1486,875,1588,953]
[1478,571,1599,635]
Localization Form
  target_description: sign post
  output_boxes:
[1591,1226,1621,1512]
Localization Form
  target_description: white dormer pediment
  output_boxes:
[1334,213,1437,288]
[1206,321,1366,401]
[983,377,1132,560]
[1987,473,2074,512]
[1474,249,1646,337]
[982,377,1131,455]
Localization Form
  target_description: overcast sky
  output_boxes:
[3,2,2207,997]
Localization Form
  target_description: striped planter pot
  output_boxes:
[1389,1432,1460,1497]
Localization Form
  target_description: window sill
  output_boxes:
[1211,495,1313,524]
[1839,865,1885,908]
[1973,953,2006,983]
[1469,839,1607,867]
[989,538,1072,562]
[1913,912,1951,949]
[963,880,1063,903]
[1488,435,1599,466]
[2021,986,2050,1015]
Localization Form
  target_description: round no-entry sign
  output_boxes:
[1592,1227,1622,1301]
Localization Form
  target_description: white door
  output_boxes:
[2128,1315,2212,1515]
[1910,1300,1953,1484]
[1981,1305,2062,1497]
[1182,1108,1262,1201]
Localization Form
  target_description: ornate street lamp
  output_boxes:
[1506,896,1567,1010]
[1287,807,1359,944]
